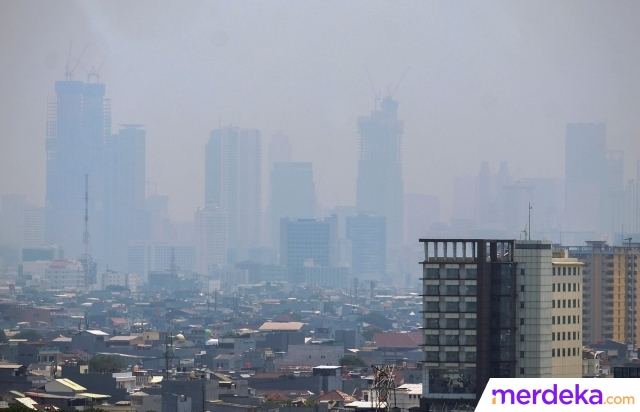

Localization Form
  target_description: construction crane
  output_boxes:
[64,41,89,81]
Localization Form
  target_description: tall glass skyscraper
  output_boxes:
[356,96,404,247]
[45,79,110,260]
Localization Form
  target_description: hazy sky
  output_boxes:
[2,1,640,221]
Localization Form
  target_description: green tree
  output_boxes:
[89,354,127,372]
[0,329,7,343]
[13,329,41,341]
[5,404,35,412]
[339,355,367,367]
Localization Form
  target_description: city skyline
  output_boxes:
[4,2,640,223]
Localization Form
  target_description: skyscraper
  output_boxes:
[268,162,316,248]
[205,126,261,258]
[356,96,403,247]
[102,125,146,271]
[565,123,606,234]
[195,204,227,274]
[346,212,386,278]
[280,216,338,283]
[45,78,110,259]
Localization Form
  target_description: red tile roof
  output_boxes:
[314,390,357,403]
[372,331,422,348]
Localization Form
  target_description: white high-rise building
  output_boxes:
[205,126,261,257]
[195,204,227,275]
[45,260,84,290]
[101,271,137,293]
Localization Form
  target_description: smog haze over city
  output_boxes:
[4,2,640,409]
[3,1,640,223]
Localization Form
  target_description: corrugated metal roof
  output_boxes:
[55,378,86,391]
[77,393,111,399]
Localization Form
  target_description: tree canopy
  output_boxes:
[13,329,42,341]
[89,354,127,372]
[0,329,7,343]
[339,355,368,367]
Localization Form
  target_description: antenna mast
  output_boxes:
[82,174,94,290]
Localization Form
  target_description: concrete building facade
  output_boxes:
[551,249,583,378]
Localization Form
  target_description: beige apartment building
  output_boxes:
[568,241,640,347]
[551,249,583,377]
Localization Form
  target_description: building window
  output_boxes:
[521,285,525,292]
[426,268,439,279]
[520,318,524,325]
[552,316,555,324]
[426,351,439,361]
[466,269,477,279]
[445,302,459,312]
[573,331,576,340]
[445,318,459,328]
[562,348,566,356]
[553,284,555,292]
[426,335,439,345]
[562,332,566,340]
[445,352,459,362]
[553,267,556,276]
[563,316,566,324]
[446,269,459,279]
[426,285,439,295]
[521,301,524,308]
[426,318,439,328]
[552,333,555,341]
[520,351,525,358]
[520,334,524,341]
[563,300,566,308]
[552,349,555,357]
[573,315,576,323]
[446,285,458,295]
[573,283,577,291]
[563,267,566,276]
[563,283,566,292]
[520,368,525,375]
[573,299,576,307]
[552,300,555,308]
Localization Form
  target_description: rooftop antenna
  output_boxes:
[364,65,381,110]
[528,203,532,240]
[164,329,174,379]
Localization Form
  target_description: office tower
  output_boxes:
[420,239,552,408]
[475,161,511,232]
[551,249,583,378]
[23,207,46,248]
[46,78,110,259]
[268,162,316,248]
[195,204,227,274]
[568,241,640,347]
[502,182,534,236]
[0,194,26,248]
[404,194,440,245]
[346,213,386,278]
[102,125,146,271]
[565,123,606,234]
[205,126,261,255]
[268,133,292,171]
[356,96,403,247]
[280,216,338,283]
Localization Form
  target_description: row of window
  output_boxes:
[553,267,579,276]
[424,268,478,280]
[425,301,477,312]
[553,315,580,324]
[552,331,580,341]
[552,347,580,357]
[425,351,476,362]
[552,299,580,308]
[425,318,477,329]
[553,283,580,292]
[424,285,478,296]
[425,334,477,345]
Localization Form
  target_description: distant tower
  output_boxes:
[80,174,95,290]
[46,46,111,259]
[356,96,404,247]
[205,126,261,259]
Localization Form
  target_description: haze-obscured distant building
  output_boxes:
[346,213,386,278]
[280,216,338,283]
[205,126,261,259]
[46,78,110,260]
[102,125,147,272]
[356,96,403,247]
[45,260,84,290]
[268,162,316,248]
[195,204,227,274]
